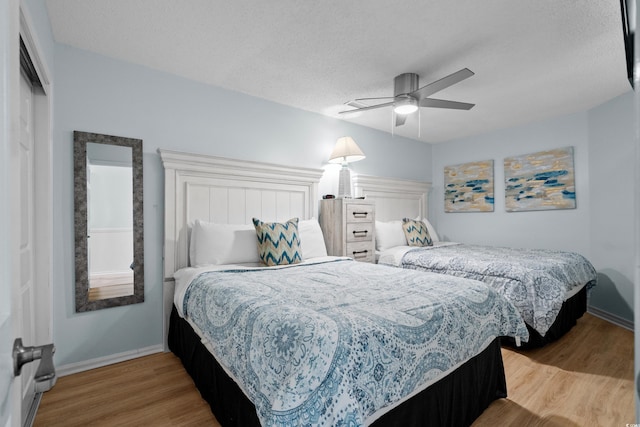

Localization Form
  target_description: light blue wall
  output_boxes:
[431,112,591,252]
[22,0,54,71]
[52,44,432,366]
[587,92,635,322]
[432,91,635,324]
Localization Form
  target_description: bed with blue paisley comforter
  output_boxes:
[378,243,597,346]
[172,257,527,427]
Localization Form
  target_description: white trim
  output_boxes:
[56,345,164,377]
[89,159,132,168]
[587,306,634,331]
[89,227,133,233]
[159,149,324,183]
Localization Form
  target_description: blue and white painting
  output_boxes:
[504,147,576,212]
[444,160,494,212]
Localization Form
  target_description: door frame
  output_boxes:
[19,5,53,349]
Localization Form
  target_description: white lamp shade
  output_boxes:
[328,137,366,164]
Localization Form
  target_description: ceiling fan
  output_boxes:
[339,68,475,127]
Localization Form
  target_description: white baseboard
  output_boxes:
[587,305,634,331]
[56,344,165,377]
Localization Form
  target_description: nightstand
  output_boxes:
[319,198,375,263]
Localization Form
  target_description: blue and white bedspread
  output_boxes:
[391,244,597,337]
[181,259,528,426]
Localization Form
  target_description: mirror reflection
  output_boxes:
[74,131,144,312]
[86,143,134,301]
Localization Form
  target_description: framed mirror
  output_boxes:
[74,131,144,312]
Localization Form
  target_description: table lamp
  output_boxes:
[328,136,365,198]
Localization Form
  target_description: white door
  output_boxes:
[1,6,53,422]
[0,67,42,427]
[0,129,16,427]
[0,117,16,422]
[14,71,39,424]
[2,65,48,427]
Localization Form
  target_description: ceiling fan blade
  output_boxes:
[346,100,367,109]
[419,98,475,110]
[339,101,395,115]
[395,113,407,127]
[353,96,395,102]
[345,96,395,109]
[411,68,475,101]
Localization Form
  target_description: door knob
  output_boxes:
[13,338,55,377]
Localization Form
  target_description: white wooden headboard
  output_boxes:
[353,174,432,221]
[159,149,324,348]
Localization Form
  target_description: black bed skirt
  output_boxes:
[501,284,588,349]
[169,306,507,426]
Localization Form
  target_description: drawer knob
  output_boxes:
[352,249,368,259]
[352,211,369,218]
[352,230,368,236]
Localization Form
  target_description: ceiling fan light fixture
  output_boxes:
[393,97,418,115]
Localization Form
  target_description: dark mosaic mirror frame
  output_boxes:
[73,131,144,312]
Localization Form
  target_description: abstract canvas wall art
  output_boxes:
[504,146,576,212]
[444,160,494,212]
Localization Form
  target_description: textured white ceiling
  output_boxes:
[45,0,632,143]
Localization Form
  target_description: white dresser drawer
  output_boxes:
[346,203,374,223]
[346,222,373,243]
[346,242,374,263]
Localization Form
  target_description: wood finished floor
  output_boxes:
[88,273,134,301]
[35,313,634,426]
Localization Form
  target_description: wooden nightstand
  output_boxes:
[319,198,375,263]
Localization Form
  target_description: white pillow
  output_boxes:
[298,218,328,259]
[416,217,440,243]
[375,220,407,251]
[190,220,260,266]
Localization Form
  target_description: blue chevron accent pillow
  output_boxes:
[252,217,302,266]
[402,218,433,247]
